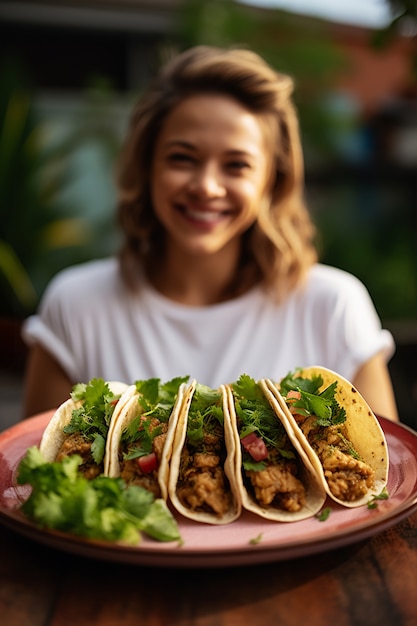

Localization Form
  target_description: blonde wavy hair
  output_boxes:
[117,45,317,301]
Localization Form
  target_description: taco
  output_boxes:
[226,374,326,521]
[39,378,131,479]
[265,366,389,507]
[105,376,189,500]
[168,381,241,525]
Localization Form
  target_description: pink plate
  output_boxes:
[1,413,417,568]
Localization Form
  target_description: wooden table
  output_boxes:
[1,509,417,626]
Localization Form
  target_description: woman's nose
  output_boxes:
[189,164,226,198]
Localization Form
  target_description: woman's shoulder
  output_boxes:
[40,258,124,306]
[306,263,368,294]
[299,264,372,311]
[47,258,119,291]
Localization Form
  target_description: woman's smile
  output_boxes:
[175,203,233,227]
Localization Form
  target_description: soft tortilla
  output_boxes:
[105,381,189,500]
[265,366,389,508]
[39,380,130,465]
[168,382,242,525]
[226,381,327,522]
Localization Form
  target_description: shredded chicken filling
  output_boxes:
[56,433,102,480]
[301,418,375,501]
[177,430,231,517]
[245,456,307,512]
[119,418,168,498]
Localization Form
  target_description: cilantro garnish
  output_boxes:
[315,507,332,521]
[231,374,294,467]
[122,376,189,457]
[279,371,347,427]
[123,416,163,460]
[367,487,389,509]
[186,384,223,448]
[63,378,124,464]
[134,376,189,422]
[17,446,181,544]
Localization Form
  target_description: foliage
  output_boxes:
[0,60,124,318]
[310,171,417,319]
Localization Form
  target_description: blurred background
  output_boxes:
[0,0,416,429]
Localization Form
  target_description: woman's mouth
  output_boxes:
[177,204,231,224]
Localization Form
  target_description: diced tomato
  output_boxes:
[286,390,302,416]
[240,432,268,461]
[137,452,158,473]
[109,398,119,406]
[286,390,301,400]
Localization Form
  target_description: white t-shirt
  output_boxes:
[22,258,394,388]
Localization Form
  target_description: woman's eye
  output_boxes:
[168,153,194,164]
[227,161,250,172]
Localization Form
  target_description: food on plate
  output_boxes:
[17,446,182,544]
[226,375,326,521]
[39,378,131,479]
[28,366,388,550]
[105,376,189,500]
[265,366,389,507]
[168,381,241,524]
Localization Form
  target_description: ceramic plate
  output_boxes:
[1,412,417,568]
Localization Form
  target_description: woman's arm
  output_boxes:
[352,351,399,422]
[22,344,73,419]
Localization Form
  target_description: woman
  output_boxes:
[22,46,398,421]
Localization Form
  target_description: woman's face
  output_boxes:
[151,93,272,259]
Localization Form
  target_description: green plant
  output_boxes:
[0,61,123,319]
[0,60,87,317]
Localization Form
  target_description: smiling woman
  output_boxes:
[21,45,398,423]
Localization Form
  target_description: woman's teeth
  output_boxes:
[185,208,222,222]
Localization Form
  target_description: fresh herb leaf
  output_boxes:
[135,378,160,408]
[186,384,223,448]
[17,447,181,544]
[122,415,162,459]
[136,498,182,542]
[242,458,267,472]
[122,377,189,454]
[70,378,119,426]
[315,507,332,521]
[231,374,291,458]
[71,382,87,400]
[280,372,347,427]
[91,433,106,465]
[134,376,189,421]
[367,487,389,509]
[64,378,123,466]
